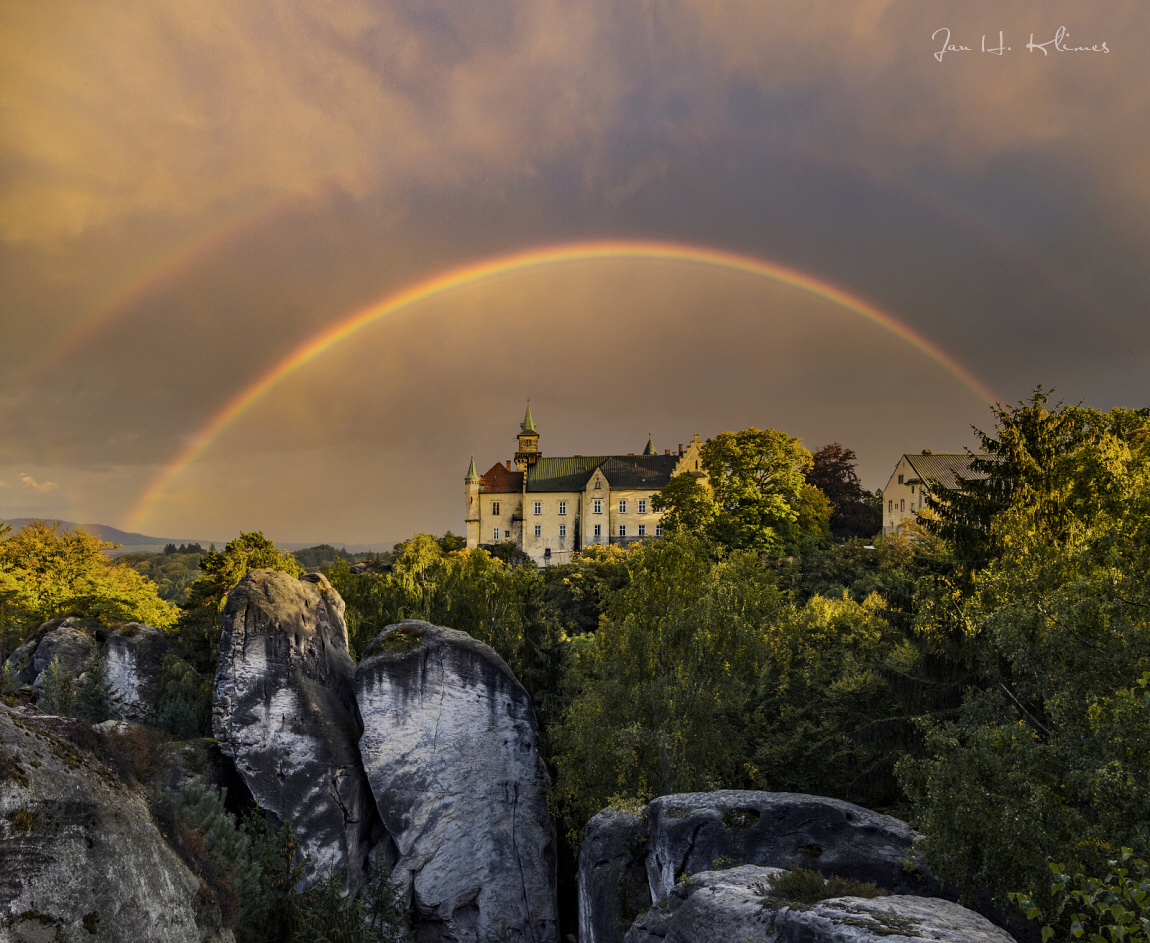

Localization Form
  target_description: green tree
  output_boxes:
[900,407,1150,918]
[552,536,779,845]
[650,473,718,540]
[0,522,177,641]
[75,650,120,723]
[177,532,302,673]
[701,427,813,555]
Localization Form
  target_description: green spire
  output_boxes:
[643,433,656,456]
[465,455,480,480]
[520,401,537,434]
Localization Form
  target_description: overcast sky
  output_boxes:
[1,0,1146,546]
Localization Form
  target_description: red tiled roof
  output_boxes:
[480,463,523,493]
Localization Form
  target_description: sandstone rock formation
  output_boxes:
[355,620,558,943]
[7,617,97,691]
[212,569,378,891]
[580,791,934,943]
[0,705,234,942]
[578,808,651,943]
[104,623,170,722]
[645,791,929,901]
[624,865,1016,943]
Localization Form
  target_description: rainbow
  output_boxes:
[125,239,995,531]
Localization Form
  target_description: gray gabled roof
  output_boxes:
[903,452,990,490]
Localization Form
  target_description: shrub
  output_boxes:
[74,651,120,723]
[39,655,75,716]
[762,868,887,907]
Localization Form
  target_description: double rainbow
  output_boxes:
[126,239,994,531]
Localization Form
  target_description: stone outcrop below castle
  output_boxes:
[355,620,559,943]
[212,569,378,891]
[580,791,935,943]
[0,705,235,942]
[622,865,1015,943]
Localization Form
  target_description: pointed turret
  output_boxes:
[465,455,480,480]
[643,434,656,456]
[465,456,481,548]
[515,400,541,471]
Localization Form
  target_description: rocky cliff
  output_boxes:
[356,620,559,943]
[213,569,380,892]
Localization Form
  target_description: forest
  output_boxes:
[3,388,1149,942]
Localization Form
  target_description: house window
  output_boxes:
[593,499,602,514]
[888,500,893,512]
[911,485,915,495]
[492,501,500,515]
[900,499,905,512]
[558,501,567,515]
[594,480,601,489]
[655,524,662,537]
[638,524,646,537]
[618,525,627,537]
[618,500,627,514]
[493,527,500,540]
[638,499,647,514]
[534,525,542,537]
[593,524,601,537]
[898,474,904,484]
[559,524,567,538]
[533,501,542,515]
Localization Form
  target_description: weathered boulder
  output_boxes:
[623,865,784,943]
[9,617,97,691]
[623,865,1015,943]
[104,623,170,722]
[0,705,234,942]
[646,791,929,902]
[579,808,651,943]
[355,620,558,943]
[212,569,378,891]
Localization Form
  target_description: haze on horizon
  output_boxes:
[1,1,1147,547]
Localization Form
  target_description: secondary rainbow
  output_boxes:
[126,239,995,531]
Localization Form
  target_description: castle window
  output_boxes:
[618,500,627,514]
[492,501,500,515]
[558,501,567,515]
[593,524,601,537]
[898,474,904,484]
[533,501,542,515]
[638,524,646,537]
[594,480,601,489]
[534,525,542,537]
[593,499,602,514]
[911,485,915,495]
[888,500,893,512]
[900,499,905,512]
[655,524,662,537]
[618,525,627,537]
[638,499,647,514]
[493,527,500,540]
[559,524,567,538]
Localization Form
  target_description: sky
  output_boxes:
[0,0,1147,547]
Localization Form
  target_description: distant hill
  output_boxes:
[0,518,222,556]
[0,517,395,557]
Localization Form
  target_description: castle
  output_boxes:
[465,405,704,565]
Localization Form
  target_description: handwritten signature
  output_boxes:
[933,27,1109,62]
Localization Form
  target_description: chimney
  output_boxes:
[678,443,684,454]
[506,460,512,471]
[664,449,670,455]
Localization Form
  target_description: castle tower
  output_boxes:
[464,455,481,548]
[514,402,541,472]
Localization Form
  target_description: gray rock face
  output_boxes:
[646,791,928,902]
[579,809,651,943]
[623,866,1014,943]
[104,623,170,721]
[212,569,378,891]
[355,620,558,943]
[11,618,97,692]
[0,705,235,942]
[623,865,784,943]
